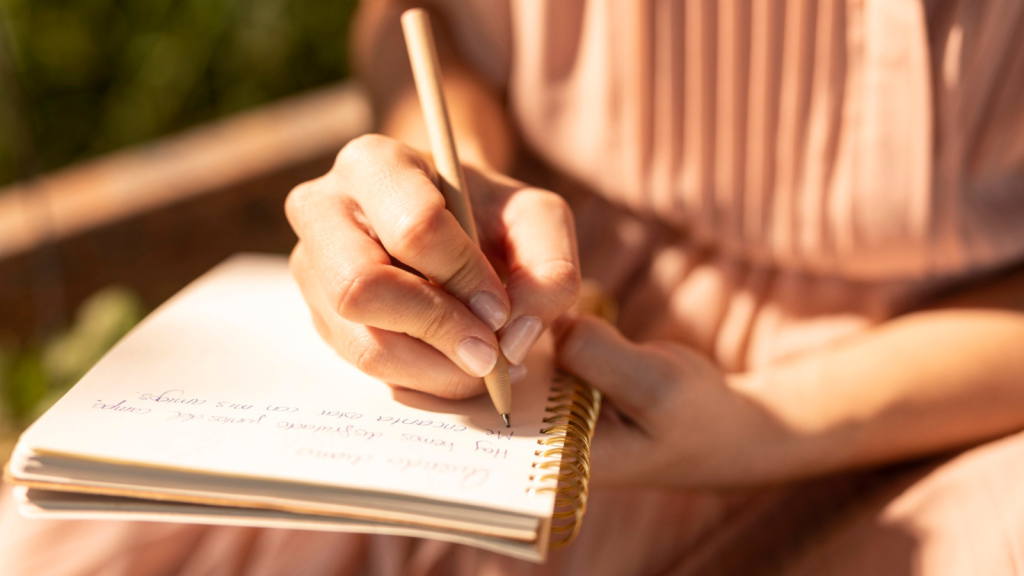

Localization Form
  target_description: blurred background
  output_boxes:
[0,0,357,185]
[0,0,364,456]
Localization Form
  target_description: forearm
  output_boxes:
[735,268,1024,483]
[351,1,515,172]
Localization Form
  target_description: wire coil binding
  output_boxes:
[526,279,614,549]
[530,370,601,548]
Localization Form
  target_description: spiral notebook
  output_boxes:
[5,255,599,562]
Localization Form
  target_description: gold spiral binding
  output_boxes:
[529,280,615,550]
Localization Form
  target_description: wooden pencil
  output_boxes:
[400,8,513,427]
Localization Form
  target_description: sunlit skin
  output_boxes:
[286,3,1024,489]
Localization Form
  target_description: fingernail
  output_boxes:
[500,316,543,365]
[457,337,498,377]
[508,363,528,384]
[469,291,509,331]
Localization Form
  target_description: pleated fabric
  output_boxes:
[434,0,1024,370]
[505,0,1024,280]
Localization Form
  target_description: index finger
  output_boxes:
[338,136,512,331]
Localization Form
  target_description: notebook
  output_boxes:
[5,254,600,562]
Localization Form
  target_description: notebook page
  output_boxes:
[14,255,557,519]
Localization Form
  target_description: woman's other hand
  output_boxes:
[556,314,785,488]
[286,134,581,400]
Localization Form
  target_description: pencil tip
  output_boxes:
[502,413,510,428]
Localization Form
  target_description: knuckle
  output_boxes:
[416,295,457,344]
[537,258,582,308]
[350,337,389,378]
[335,134,393,168]
[517,188,574,223]
[391,202,447,261]
[327,267,382,320]
[329,275,361,319]
[443,243,480,288]
[539,190,573,218]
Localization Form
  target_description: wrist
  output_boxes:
[723,370,812,485]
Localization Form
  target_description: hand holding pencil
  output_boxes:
[284,9,581,424]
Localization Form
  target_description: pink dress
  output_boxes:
[4,0,1024,574]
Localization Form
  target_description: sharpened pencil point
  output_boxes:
[502,413,510,428]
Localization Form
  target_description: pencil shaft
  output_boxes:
[400,9,477,243]
[400,8,512,422]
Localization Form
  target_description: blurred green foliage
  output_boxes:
[0,0,359,185]
[1,287,145,457]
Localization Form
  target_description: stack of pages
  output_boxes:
[7,255,599,562]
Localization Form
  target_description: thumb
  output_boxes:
[553,314,671,423]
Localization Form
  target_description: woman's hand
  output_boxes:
[286,134,581,399]
[559,262,1024,488]
[556,314,786,488]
